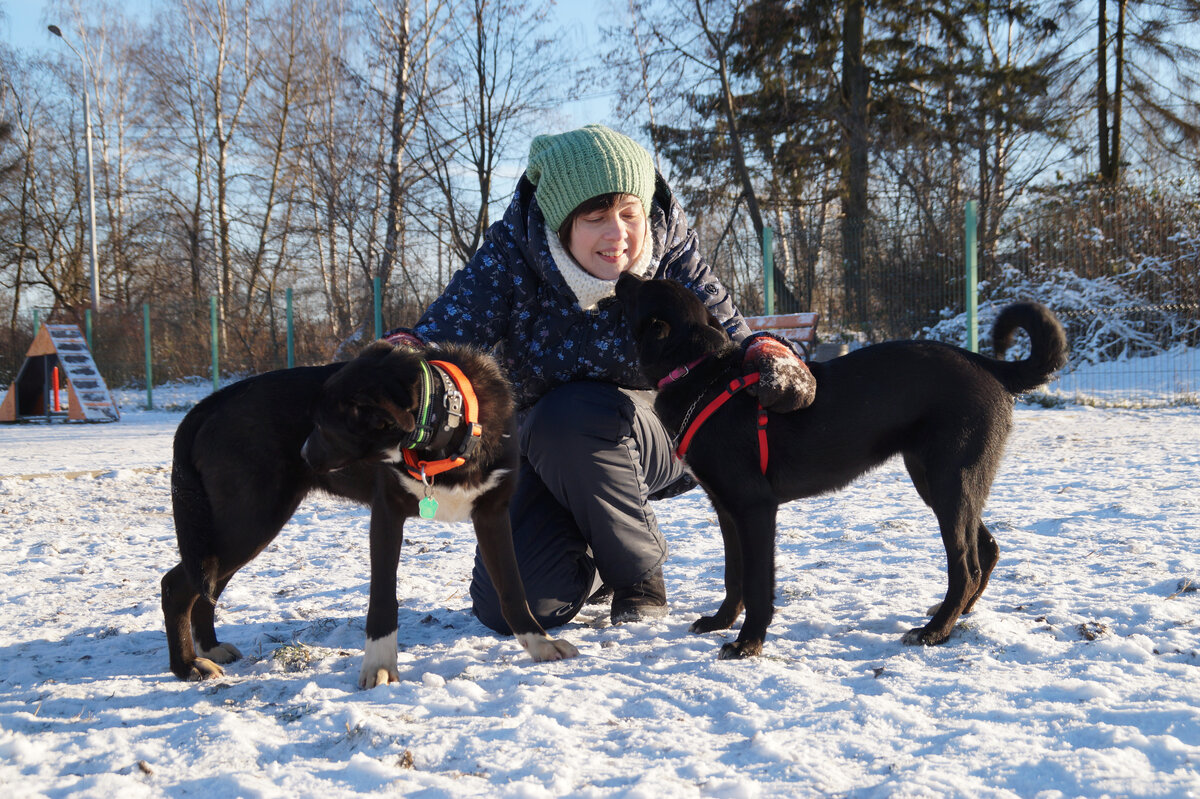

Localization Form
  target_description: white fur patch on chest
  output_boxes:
[395,468,511,523]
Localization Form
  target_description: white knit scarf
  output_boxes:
[547,229,656,311]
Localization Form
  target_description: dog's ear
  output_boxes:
[615,272,645,304]
[376,397,416,433]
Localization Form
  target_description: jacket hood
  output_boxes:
[505,173,681,303]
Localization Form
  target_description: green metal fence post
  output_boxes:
[210,295,220,393]
[33,309,40,336]
[762,226,775,315]
[965,200,979,353]
[286,287,295,368]
[373,277,383,340]
[85,308,93,351]
[143,302,153,410]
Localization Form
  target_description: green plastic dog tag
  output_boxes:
[419,496,438,519]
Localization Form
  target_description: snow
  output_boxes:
[1,383,1199,797]
[918,260,1200,408]
[1048,346,1200,407]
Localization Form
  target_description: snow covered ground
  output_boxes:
[1,382,1198,798]
[1050,346,1199,408]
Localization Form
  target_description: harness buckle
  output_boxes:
[444,388,463,417]
[455,422,482,461]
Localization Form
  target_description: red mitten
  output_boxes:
[384,328,424,350]
[742,335,816,412]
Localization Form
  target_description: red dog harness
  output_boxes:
[674,372,770,474]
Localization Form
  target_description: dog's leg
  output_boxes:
[904,438,1004,644]
[903,492,984,646]
[192,574,243,666]
[472,495,578,662]
[690,503,744,634]
[360,474,406,689]
[905,453,995,627]
[962,523,999,614]
[162,564,225,681]
[719,501,779,660]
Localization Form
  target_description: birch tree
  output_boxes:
[421,0,564,265]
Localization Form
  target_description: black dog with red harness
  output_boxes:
[616,274,1067,659]
[162,340,578,687]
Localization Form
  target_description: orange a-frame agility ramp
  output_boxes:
[0,324,119,423]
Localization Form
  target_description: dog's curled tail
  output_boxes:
[991,301,1069,395]
[171,410,220,606]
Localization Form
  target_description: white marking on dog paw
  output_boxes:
[516,633,580,662]
[358,632,399,689]
[189,658,225,681]
[196,642,243,664]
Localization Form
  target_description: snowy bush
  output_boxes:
[922,259,1200,369]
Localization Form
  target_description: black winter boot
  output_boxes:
[610,568,668,623]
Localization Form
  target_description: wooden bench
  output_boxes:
[743,312,819,359]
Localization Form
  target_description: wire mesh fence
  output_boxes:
[3,187,1197,408]
[716,187,1199,407]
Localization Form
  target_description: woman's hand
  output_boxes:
[742,335,816,413]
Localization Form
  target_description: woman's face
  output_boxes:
[566,195,648,280]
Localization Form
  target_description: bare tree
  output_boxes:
[286,1,354,339]
[627,0,664,172]
[617,0,804,311]
[421,0,564,265]
[226,0,317,362]
[1091,0,1200,184]
[4,27,99,317]
[0,83,38,327]
[368,0,444,298]
[179,0,264,333]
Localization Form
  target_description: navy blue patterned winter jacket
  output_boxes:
[409,174,752,410]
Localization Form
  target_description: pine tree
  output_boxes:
[1091,0,1200,184]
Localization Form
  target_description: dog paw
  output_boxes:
[358,632,399,688]
[196,642,243,664]
[517,633,580,662]
[717,640,763,660]
[186,657,225,681]
[690,616,733,634]
[901,626,950,646]
[358,667,399,689]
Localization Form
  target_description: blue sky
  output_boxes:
[3,0,53,50]
[3,0,616,128]
[2,0,156,50]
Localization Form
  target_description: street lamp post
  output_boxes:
[48,24,101,315]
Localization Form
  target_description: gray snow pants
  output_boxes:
[469,381,692,634]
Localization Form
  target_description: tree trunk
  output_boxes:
[1097,0,1112,182]
[629,0,663,172]
[841,0,870,324]
[1111,0,1126,184]
[471,1,492,256]
[697,0,799,311]
[379,0,411,294]
[244,13,297,317]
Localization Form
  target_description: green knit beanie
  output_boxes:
[526,124,655,232]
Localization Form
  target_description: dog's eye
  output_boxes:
[650,319,670,340]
